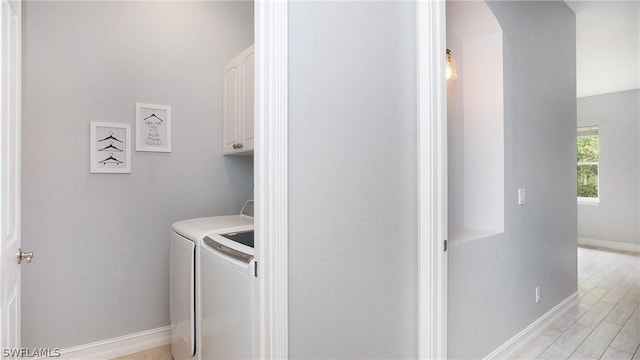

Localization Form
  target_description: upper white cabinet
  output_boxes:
[223,44,254,155]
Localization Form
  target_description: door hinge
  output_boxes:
[444,240,448,252]
[254,261,258,277]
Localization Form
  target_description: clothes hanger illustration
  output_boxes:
[99,152,123,165]
[98,140,123,152]
[98,131,124,143]
[144,113,164,122]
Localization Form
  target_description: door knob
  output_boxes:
[17,248,33,264]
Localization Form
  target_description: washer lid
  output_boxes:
[219,230,254,248]
[172,215,253,243]
[203,235,254,263]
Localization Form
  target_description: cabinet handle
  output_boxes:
[232,144,237,149]
[17,248,34,264]
[236,143,243,149]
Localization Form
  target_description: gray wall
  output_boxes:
[21,1,254,348]
[448,1,577,358]
[288,1,417,358]
[577,89,640,245]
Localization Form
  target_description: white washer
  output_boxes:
[170,201,253,360]
[200,228,256,359]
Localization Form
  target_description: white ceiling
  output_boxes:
[565,0,640,98]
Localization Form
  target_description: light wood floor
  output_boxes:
[512,246,640,360]
[112,344,171,360]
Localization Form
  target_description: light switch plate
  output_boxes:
[518,189,526,205]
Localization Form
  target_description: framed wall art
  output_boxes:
[135,103,172,152]
[90,122,131,174]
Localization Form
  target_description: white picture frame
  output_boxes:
[135,103,172,152]
[90,122,131,174]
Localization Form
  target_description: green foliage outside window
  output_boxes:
[577,135,598,198]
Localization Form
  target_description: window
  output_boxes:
[577,126,599,200]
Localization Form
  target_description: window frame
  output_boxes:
[577,126,600,204]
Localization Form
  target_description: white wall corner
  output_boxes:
[578,237,640,254]
[40,326,171,360]
[484,292,579,360]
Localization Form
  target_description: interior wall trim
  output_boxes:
[484,292,580,360]
[37,326,171,360]
[416,1,448,358]
[578,237,640,254]
[255,0,289,358]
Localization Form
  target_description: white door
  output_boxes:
[1,0,23,352]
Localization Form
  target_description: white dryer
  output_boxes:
[170,201,253,360]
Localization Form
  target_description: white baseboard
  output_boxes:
[40,326,171,360]
[484,292,579,360]
[578,237,640,254]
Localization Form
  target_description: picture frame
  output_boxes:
[135,103,172,152]
[90,122,131,174]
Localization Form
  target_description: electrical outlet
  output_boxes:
[535,286,541,303]
[518,189,526,205]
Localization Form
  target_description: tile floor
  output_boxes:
[511,246,640,360]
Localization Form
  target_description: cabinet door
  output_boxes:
[239,45,255,151]
[223,56,241,154]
